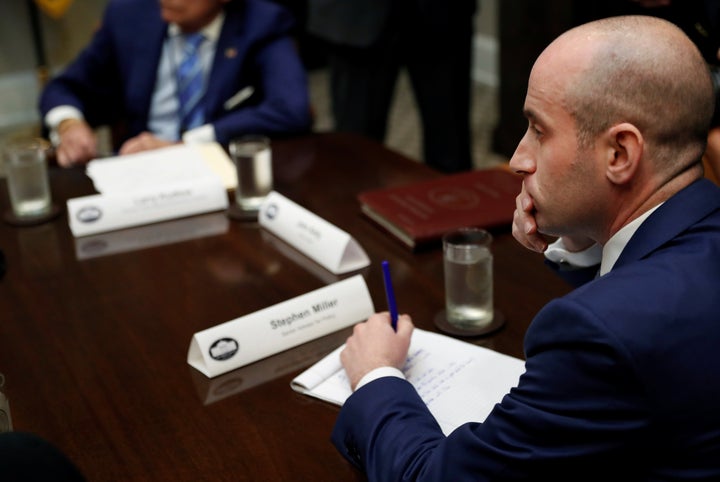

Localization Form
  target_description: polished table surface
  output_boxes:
[0,133,571,481]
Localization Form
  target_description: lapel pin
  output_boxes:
[225,47,238,59]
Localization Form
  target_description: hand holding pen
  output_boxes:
[338,261,413,389]
[340,312,414,390]
[382,260,399,331]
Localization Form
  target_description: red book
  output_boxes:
[358,168,522,249]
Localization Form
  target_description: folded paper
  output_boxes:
[188,274,374,378]
[258,191,370,274]
[86,142,237,191]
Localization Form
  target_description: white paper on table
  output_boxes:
[188,274,375,378]
[258,191,370,275]
[86,142,236,192]
[291,329,526,436]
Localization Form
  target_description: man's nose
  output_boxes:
[509,137,535,175]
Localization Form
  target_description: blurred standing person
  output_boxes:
[40,0,312,167]
[307,0,477,173]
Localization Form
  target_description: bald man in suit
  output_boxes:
[332,15,720,480]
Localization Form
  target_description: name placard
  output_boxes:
[187,274,374,378]
[67,177,228,237]
[258,191,370,274]
[189,328,351,405]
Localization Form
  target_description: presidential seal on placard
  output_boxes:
[209,338,239,361]
[264,202,278,220]
[77,205,102,223]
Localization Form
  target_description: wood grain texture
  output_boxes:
[0,133,570,481]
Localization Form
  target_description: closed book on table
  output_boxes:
[358,167,521,249]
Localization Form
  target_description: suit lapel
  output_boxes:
[204,5,251,117]
[124,11,167,126]
[614,179,720,270]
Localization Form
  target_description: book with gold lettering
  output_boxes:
[358,168,522,249]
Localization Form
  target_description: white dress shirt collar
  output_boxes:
[167,11,225,42]
[600,203,663,276]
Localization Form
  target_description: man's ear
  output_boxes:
[604,122,643,185]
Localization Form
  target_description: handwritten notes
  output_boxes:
[291,329,526,435]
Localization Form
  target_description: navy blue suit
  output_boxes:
[39,0,311,147]
[332,178,720,480]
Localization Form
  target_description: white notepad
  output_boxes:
[291,329,526,435]
[85,142,236,192]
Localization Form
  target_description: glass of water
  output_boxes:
[229,135,273,213]
[4,137,52,220]
[442,227,494,328]
[0,373,12,433]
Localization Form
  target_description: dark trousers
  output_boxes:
[327,2,475,173]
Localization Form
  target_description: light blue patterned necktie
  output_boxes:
[176,32,206,136]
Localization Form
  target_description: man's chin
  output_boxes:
[160,9,181,24]
[536,221,560,239]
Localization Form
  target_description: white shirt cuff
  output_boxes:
[544,238,602,268]
[45,106,85,146]
[182,124,216,144]
[355,366,405,391]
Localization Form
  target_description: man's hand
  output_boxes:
[512,183,549,253]
[56,119,98,167]
[340,312,413,390]
[512,184,596,254]
[119,132,176,155]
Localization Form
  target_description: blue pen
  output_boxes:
[381,260,399,331]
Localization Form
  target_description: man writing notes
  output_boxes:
[332,16,720,481]
[40,0,312,167]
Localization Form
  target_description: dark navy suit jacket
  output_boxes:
[39,0,311,146]
[332,178,720,481]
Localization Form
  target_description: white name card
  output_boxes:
[190,328,351,405]
[258,191,370,274]
[188,274,374,378]
[67,177,228,237]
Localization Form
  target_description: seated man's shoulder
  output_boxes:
[236,0,295,26]
[103,0,158,21]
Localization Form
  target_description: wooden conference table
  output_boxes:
[0,133,571,481]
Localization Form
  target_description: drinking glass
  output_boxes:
[0,373,12,433]
[443,227,494,328]
[4,137,52,220]
[229,135,273,213]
